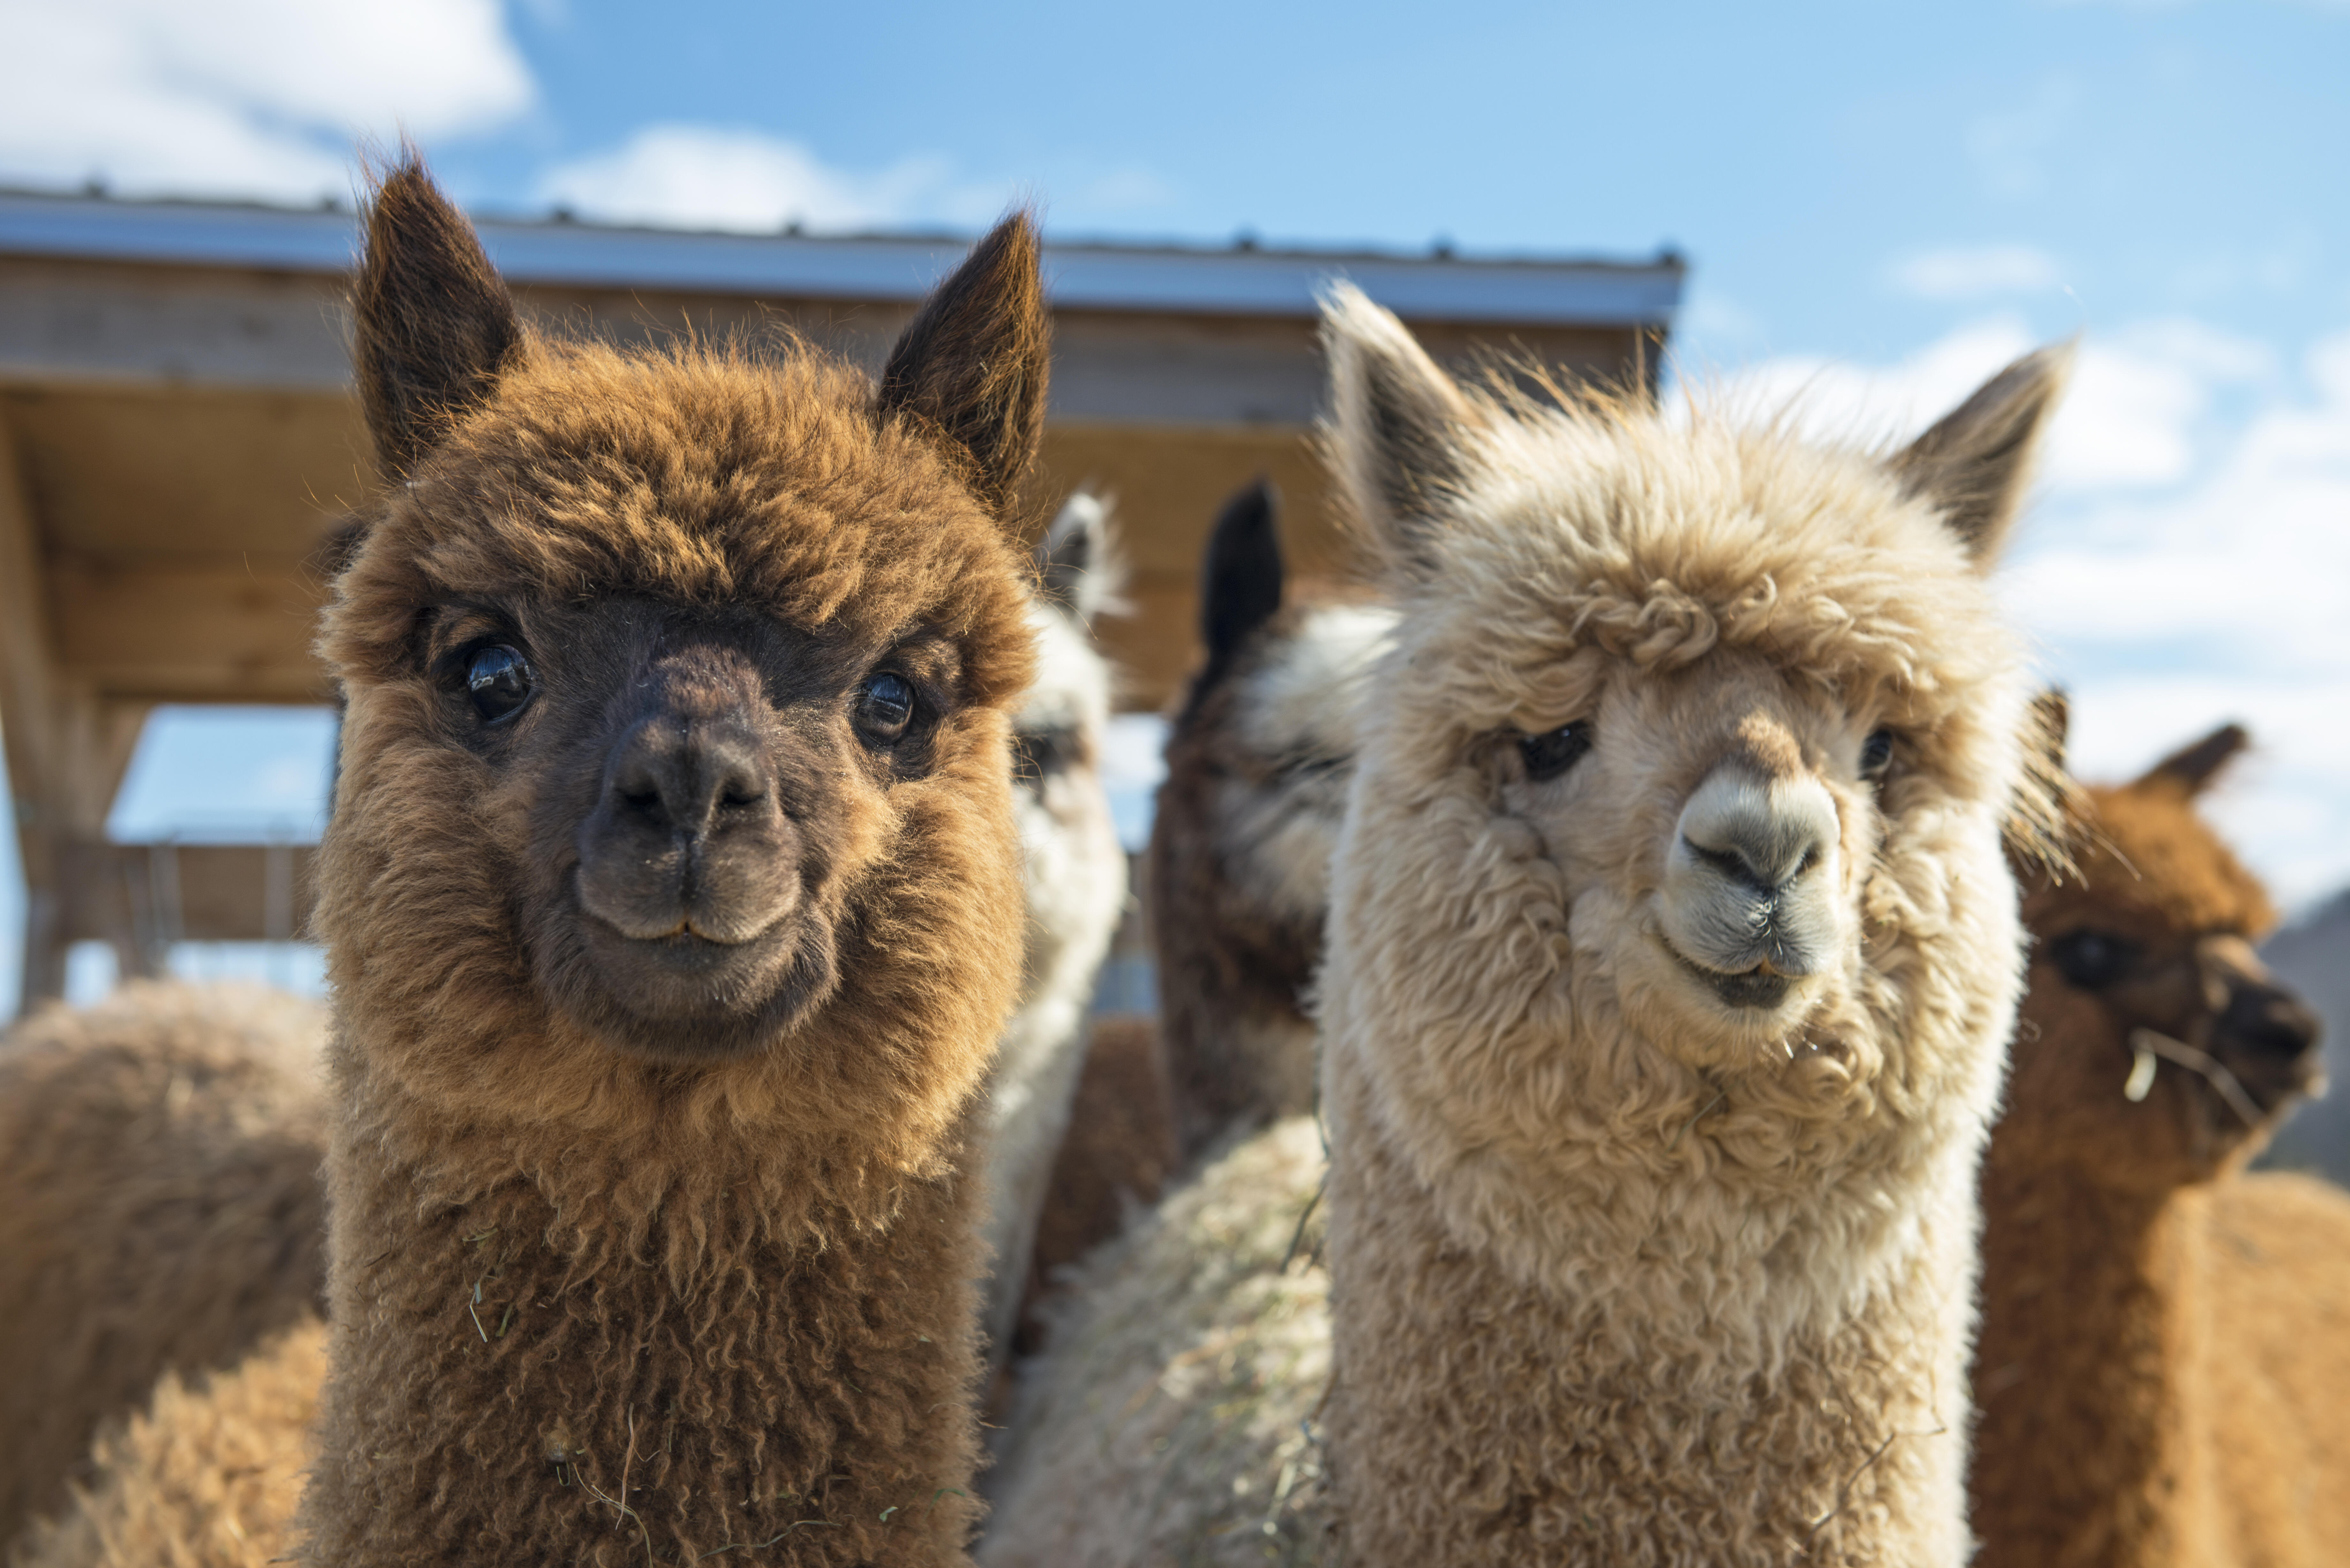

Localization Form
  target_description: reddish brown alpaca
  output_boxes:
[1973,717,2343,1566]
[24,160,1051,1568]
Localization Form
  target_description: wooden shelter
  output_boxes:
[0,188,1681,1009]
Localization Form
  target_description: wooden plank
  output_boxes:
[49,556,330,703]
[59,841,317,946]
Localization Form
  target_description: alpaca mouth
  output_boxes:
[550,900,841,1060]
[1662,938,1794,1011]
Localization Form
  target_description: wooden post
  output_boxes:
[0,415,150,1013]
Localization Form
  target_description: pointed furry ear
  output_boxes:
[2031,688,2070,775]
[878,212,1051,522]
[1198,478,1284,684]
[1321,283,1482,587]
[1034,487,1122,624]
[2140,723,2251,797]
[356,160,525,476]
[1891,343,2073,566]
[2008,687,2083,882]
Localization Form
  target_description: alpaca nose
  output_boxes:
[2217,981,2324,1063]
[576,705,800,946]
[605,717,771,837]
[1676,767,1839,896]
[1658,762,1846,998]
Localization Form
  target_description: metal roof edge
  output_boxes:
[0,188,1685,328]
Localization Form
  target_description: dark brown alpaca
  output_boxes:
[1147,481,1392,1157]
[26,160,1050,1568]
[1973,715,2344,1566]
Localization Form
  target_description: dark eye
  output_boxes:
[2048,929,2143,990]
[1860,728,1896,781]
[1518,720,1593,783]
[466,645,534,724]
[1014,728,1069,783]
[857,672,915,739]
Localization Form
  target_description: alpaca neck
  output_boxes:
[1972,1154,2218,1568]
[1321,1049,1978,1568]
[298,1054,984,1568]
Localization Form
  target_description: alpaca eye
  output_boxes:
[857,672,915,739]
[1014,727,1071,782]
[1518,720,1593,783]
[2048,929,2142,991]
[466,645,534,724]
[1860,728,1896,781]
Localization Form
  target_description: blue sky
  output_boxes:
[2,0,2347,1008]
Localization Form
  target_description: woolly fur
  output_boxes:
[0,983,325,1548]
[982,1118,1334,1567]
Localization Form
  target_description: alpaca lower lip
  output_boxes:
[1663,939,1794,1010]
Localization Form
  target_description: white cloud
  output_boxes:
[1890,244,2063,301]
[1693,313,2275,490]
[538,125,1008,234]
[1691,317,2350,909]
[0,0,532,201]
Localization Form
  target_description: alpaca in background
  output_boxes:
[1973,715,2346,1566]
[1145,479,1392,1158]
[0,984,325,1546]
[972,488,1131,1372]
[987,290,2069,1566]
[18,158,1048,1568]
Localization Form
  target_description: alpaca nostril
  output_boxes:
[2220,987,2324,1060]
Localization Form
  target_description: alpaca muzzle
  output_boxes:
[1659,762,1845,1010]
[575,697,803,949]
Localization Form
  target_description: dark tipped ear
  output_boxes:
[1321,283,1484,588]
[2031,688,2070,775]
[2141,723,2251,797]
[1034,488,1122,624]
[1198,478,1285,683]
[878,211,1050,521]
[2007,687,2085,884]
[1891,342,2073,568]
[356,160,524,475]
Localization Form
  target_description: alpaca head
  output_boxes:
[2005,716,2323,1189]
[1148,479,1394,1146]
[1011,489,1126,1007]
[315,163,1044,1152]
[1320,284,2065,1232]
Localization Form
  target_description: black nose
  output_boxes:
[605,715,770,837]
[2216,981,2323,1062]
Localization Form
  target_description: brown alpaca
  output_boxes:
[987,292,2068,1566]
[1972,717,2342,1567]
[1147,479,1392,1157]
[25,159,1047,1568]
[0,984,325,1546]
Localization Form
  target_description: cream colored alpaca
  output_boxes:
[975,489,1130,1368]
[986,290,2066,1567]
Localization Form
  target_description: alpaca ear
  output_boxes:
[2008,688,2083,882]
[1034,487,1122,625]
[1198,478,1285,682]
[2030,688,2070,775]
[1891,343,2072,566]
[356,159,526,476]
[1321,283,1483,588]
[2140,723,2251,797]
[878,211,1051,522]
